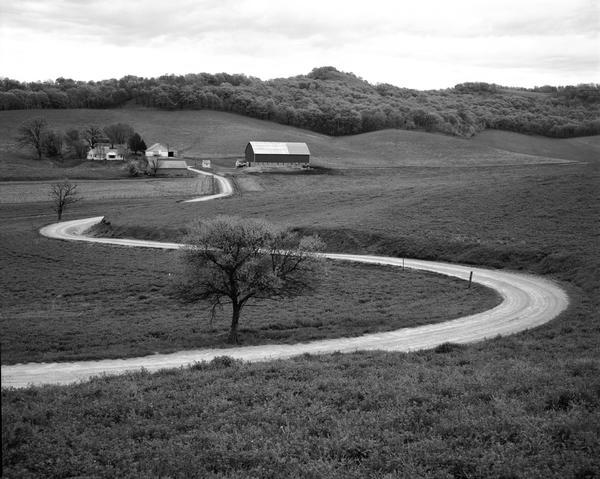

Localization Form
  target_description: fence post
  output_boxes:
[468,271,473,288]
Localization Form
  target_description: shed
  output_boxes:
[146,143,177,158]
[245,142,310,166]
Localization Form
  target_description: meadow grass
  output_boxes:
[1,201,498,364]
[2,340,599,478]
[2,108,598,182]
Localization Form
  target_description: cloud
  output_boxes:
[0,0,597,87]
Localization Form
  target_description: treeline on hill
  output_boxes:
[1,67,599,138]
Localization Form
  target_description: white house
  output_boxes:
[87,145,125,161]
[145,143,177,158]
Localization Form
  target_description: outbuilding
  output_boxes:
[244,142,310,166]
[145,143,177,158]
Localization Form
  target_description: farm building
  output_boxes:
[145,143,177,158]
[87,145,124,161]
[146,158,188,172]
[244,142,310,166]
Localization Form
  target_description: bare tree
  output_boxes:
[146,156,161,176]
[103,123,134,148]
[16,117,47,160]
[177,216,325,343]
[49,180,81,221]
[83,125,104,150]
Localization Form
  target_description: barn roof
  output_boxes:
[248,142,310,155]
[146,143,169,152]
[156,159,188,169]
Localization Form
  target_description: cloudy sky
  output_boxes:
[0,0,598,89]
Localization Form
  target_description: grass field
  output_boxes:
[0,176,212,204]
[2,108,598,182]
[1,201,498,364]
[2,109,599,477]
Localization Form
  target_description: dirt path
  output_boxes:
[1,172,569,388]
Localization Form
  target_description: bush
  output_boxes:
[125,160,143,177]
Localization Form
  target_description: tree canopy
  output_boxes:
[2,68,599,138]
[177,216,325,343]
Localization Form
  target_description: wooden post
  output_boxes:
[402,258,405,270]
[468,271,473,289]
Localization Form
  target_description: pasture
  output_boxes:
[2,109,595,182]
[1,108,599,477]
[1,200,498,364]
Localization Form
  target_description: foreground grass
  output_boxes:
[3,327,599,478]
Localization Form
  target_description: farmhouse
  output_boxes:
[244,142,310,166]
[87,145,124,161]
[145,143,177,158]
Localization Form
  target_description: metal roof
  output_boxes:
[146,143,169,152]
[156,160,188,169]
[248,142,310,155]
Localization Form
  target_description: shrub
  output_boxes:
[125,160,142,177]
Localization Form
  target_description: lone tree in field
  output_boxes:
[16,117,47,160]
[178,216,325,343]
[49,180,81,221]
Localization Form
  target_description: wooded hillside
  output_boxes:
[1,66,598,138]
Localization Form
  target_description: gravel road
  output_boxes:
[1,171,569,388]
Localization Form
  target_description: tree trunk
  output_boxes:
[228,304,241,344]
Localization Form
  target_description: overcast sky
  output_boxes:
[0,0,598,89]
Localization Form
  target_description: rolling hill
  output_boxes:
[1,108,598,181]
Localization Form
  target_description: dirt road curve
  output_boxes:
[1,171,569,388]
[182,167,234,202]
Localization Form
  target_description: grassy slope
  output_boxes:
[2,108,598,181]
[2,109,599,477]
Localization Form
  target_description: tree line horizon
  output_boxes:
[1,66,598,139]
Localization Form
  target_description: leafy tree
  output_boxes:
[42,130,64,159]
[16,117,47,160]
[49,180,81,220]
[128,132,147,155]
[103,122,134,147]
[177,216,325,343]
[64,129,89,159]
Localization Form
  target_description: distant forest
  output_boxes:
[1,66,599,138]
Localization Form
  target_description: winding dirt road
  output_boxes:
[1,170,569,388]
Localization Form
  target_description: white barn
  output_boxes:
[145,143,177,158]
